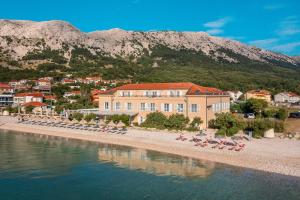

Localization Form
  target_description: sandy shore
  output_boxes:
[1,116,300,177]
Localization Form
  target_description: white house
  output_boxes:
[274,92,300,103]
[13,93,44,106]
[227,91,243,102]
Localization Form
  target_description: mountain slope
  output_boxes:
[0,19,300,93]
[0,19,298,66]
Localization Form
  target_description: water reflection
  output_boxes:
[98,146,215,178]
[0,130,98,177]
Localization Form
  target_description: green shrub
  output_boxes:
[164,114,189,130]
[245,118,284,137]
[208,119,216,129]
[274,120,285,132]
[107,114,130,126]
[5,106,18,113]
[275,108,288,121]
[25,105,34,113]
[72,112,84,121]
[244,98,268,116]
[141,112,168,129]
[190,117,203,128]
[263,108,277,118]
[216,128,227,136]
[84,113,97,122]
[213,113,245,136]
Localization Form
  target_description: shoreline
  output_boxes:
[0,117,300,177]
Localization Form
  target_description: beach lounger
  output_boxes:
[235,147,243,151]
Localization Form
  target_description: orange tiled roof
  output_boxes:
[101,82,225,95]
[15,92,44,97]
[44,95,57,100]
[286,92,299,97]
[0,83,13,89]
[22,102,47,107]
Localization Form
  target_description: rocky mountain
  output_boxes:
[293,56,300,63]
[0,19,300,93]
[0,19,299,68]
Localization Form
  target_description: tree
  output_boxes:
[213,113,245,136]
[106,114,130,126]
[72,112,83,121]
[79,84,92,106]
[190,117,203,128]
[25,105,34,113]
[164,114,190,130]
[141,112,168,129]
[275,108,288,121]
[84,113,97,122]
[245,98,268,116]
[54,105,64,115]
[52,84,70,98]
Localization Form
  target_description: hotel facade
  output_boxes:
[98,82,230,128]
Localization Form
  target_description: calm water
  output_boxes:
[0,130,299,200]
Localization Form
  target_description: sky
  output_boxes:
[1,0,300,55]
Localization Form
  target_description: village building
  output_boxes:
[274,92,300,104]
[13,92,44,106]
[245,89,272,102]
[98,82,230,128]
[227,91,243,102]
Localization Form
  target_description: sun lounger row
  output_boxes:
[18,118,128,134]
[176,134,246,152]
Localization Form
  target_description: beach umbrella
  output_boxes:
[72,119,80,124]
[99,120,106,127]
[80,119,87,125]
[107,121,116,127]
[64,118,72,124]
[116,121,126,128]
[89,119,96,125]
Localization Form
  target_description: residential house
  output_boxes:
[227,91,243,102]
[245,90,272,102]
[274,92,300,104]
[21,102,48,113]
[32,79,51,93]
[0,94,14,107]
[0,83,15,94]
[13,93,44,106]
[63,90,81,98]
[44,95,57,103]
[98,82,230,128]
[91,89,106,104]
[61,78,76,85]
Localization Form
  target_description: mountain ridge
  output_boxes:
[0,19,300,93]
[0,19,299,68]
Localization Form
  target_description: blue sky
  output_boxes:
[1,0,300,55]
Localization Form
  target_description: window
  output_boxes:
[169,90,181,97]
[104,102,109,110]
[177,104,184,112]
[127,102,132,110]
[115,102,121,110]
[191,104,198,112]
[146,91,158,97]
[140,103,146,111]
[164,103,170,112]
[150,103,156,111]
[121,91,131,97]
